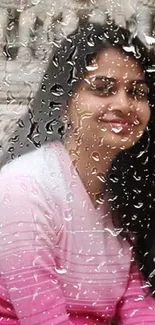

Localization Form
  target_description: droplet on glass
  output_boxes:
[91,151,100,162]
[17,119,25,128]
[64,209,73,221]
[3,193,11,204]
[66,192,74,203]
[45,119,57,134]
[41,84,46,92]
[91,167,97,175]
[111,125,123,133]
[49,100,61,111]
[8,146,14,153]
[53,54,59,67]
[54,267,67,275]
[97,172,106,183]
[9,135,19,143]
[50,84,65,96]
[87,33,95,47]
[134,202,143,209]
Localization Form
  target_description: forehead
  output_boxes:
[86,48,144,81]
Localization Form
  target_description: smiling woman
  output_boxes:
[65,47,150,154]
[0,22,155,325]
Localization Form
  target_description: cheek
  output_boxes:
[138,103,151,126]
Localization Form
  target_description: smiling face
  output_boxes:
[66,48,151,153]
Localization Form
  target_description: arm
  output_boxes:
[0,174,73,325]
[115,260,155,324]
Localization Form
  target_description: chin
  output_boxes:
[99,133,137,152]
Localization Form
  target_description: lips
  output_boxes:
[102,119,134,125]
[100,119,139,134]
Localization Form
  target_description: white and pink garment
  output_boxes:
[0,141,154,324]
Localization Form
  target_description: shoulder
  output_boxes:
[0,141,65,190]
[0,140,71,215]
[0,141,66,229]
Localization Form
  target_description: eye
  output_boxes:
[128,83,149,101]
[89,80,117,97]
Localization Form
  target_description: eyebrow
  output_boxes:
[90,75,146,84]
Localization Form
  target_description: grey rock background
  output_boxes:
[0,0,155,166]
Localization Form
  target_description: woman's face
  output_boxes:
[67,47,150,152]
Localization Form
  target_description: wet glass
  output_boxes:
[0,1,155,325]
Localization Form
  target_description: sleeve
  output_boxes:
[115,260,155,325]
[0,174,74,325]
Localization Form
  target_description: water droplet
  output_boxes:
[3,193,11,204]
[32,0,41,4]
[17,119,25,128]
[53,54,59,67]
[66,192,74,203]
[64,209,73,221]
[45,119,58,134]
[104,227,123,237]
[97,172,106,183]
[149,269,155,279]
[49,101,61,111]
[41,84,46,92]
[91,151,100,162]
[134,202,143,209]
[101,126,107,132]
[8,147,14,153]
[9,135,19,143]
[111,125,123,133]
[50,84,65,97]
[86,65,98,71]
[54,267,67,275]
[87,33,95,47]
[27,122,40,148]
[133,173,141,181]
[67,67,78,85]
[91,167,97,175]
[18,222,24,227]
[123,45,136,54]
[109,174,119,183]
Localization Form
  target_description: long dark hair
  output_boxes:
[31,22,155,295]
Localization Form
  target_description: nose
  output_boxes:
[111,87,133,116]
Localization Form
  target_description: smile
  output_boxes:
[100,119,138,134]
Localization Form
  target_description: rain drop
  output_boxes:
[111,125,123,133]
[91,151,100,162]
[50,84,65,97]
[134,202,143,209]
[64,209,73,221]
[32,0,41,4]
[8,146,14,153]
[45,119,57,134]
[66,192,74,203]
[53,54,59,67]
[87,33,95,47]
[54,267,67,275]
[3,193,11,204]
[97,172,106,183]
[9,135,19,143]
[17,119,25,128]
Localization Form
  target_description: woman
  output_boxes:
[0,22,155,324]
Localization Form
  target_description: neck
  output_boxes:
[64,133,118,207]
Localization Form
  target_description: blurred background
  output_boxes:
[0,0,155,166]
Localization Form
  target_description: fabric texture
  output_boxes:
[0,140,154,324]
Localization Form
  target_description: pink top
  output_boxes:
[0,140,154,325]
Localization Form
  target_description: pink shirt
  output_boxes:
[0,140,154,324]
